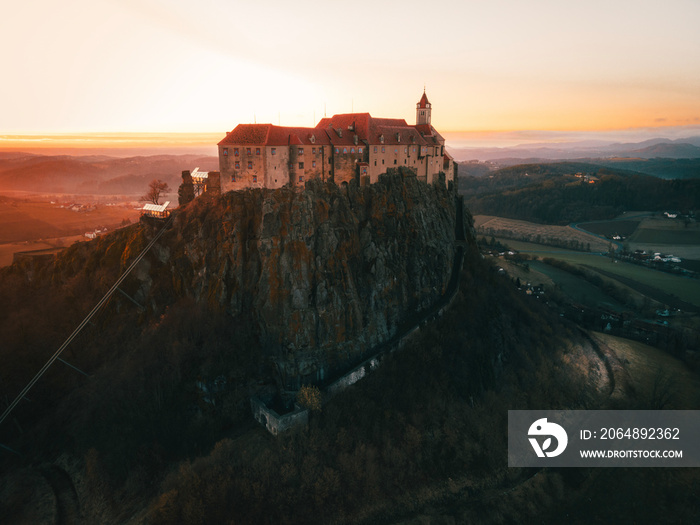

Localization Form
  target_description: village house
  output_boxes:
[217,91,455,191]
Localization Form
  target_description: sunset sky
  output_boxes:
[2,0,699,148]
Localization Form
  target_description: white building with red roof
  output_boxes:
[217,91,454,192]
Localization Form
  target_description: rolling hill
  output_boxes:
[0,153,219,195]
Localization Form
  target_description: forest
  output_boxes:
[459,163,700,224]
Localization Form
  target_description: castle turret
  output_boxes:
[416,89,431,125]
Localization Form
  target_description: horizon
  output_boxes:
[2,125,700,156]
[2,1,699,139]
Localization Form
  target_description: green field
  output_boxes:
[529,260,627,311]
[578,220,640,237]
[498,238,700,309]
[630,229,700,245]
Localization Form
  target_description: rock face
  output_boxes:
[154,173,464,388]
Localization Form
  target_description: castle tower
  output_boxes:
[416,89,431,125]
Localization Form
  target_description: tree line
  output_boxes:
[460,164,700,224]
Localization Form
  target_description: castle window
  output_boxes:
[312,161,316,168]
[343,148,347,154]
[373,146,377,153]
[253,175,257,183]
[335,148,339,154]
[382,159,385,165]
[246,148,251,155]
[359,147,363,154]
[256,148,261,155]
[350,147,355,154]
[234,148,239,156]
[312,147,316,154]
[394,148,398,153]
[248,161,253,169]
[374,160,377,166]
[235,161,240,169]
[231,174,236,182]
[394,159,397,164]
[299,148,304,155]
[299,176,304,182]
[223,147,228,156]
[298,162,304,169]
[412,147,416,153]
[271,147,276,155]
[404,147,408,153]
[381,146,385,153]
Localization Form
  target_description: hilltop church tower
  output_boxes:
[416,89,431,125]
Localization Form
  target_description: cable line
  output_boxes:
[0,215,174,428]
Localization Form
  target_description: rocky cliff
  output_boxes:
[129,173,462,388]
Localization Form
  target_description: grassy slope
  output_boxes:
[592,332,700,408]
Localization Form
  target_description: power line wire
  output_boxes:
[0,215,174,428]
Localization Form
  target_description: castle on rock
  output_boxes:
[217,91,454,192]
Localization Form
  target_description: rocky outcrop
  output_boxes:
[143,173,467,388]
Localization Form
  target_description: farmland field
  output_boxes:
[630,229,700,245]
[569,214,700,256]
[529,260,627,311]
[577,219,640,237]
[475,215,610,251]
[495,238,700,309]
[0,196,141,267]
[626,216,700,256]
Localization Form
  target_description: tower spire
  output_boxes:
[416,89,431,126]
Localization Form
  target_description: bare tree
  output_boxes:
[142,179,171,205]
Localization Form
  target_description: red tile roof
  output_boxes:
[219,124,332,147]
[314,113,432,147]
[415,124,444,144]
[219,110,443,150]
[219,124,271,146]
[417,90,430,108]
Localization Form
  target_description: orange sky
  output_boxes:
[2,0,699,143]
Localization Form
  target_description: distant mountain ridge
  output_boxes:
[449,136,700,162]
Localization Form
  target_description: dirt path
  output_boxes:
[40,466,81,525]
